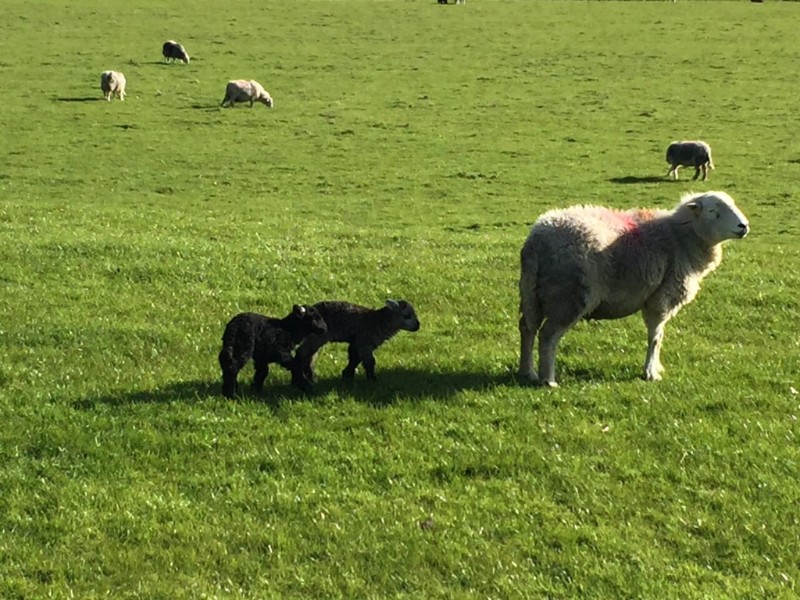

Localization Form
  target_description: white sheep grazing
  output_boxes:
[518,191,749,386]
[100,70,126,102]
[666,140,714,181]
[220,79,273,108]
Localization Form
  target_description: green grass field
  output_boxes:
[1,0,799,597]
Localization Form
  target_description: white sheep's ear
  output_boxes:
[293,304,306,316]
[686,200,703,216]
[385,299,400,310]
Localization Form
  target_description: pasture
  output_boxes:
[1,0,799,597]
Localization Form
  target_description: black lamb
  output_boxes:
[294,299,420,384]
[218,305,327,398]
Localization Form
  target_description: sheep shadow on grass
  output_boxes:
[71,363,646,410]
[609,175,675,184]
[72,368,516,410]
[55,97,103,103]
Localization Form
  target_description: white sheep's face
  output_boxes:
[686,191,749,243]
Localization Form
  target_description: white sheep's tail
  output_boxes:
[519,248,540,330]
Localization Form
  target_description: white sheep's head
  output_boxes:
[680,191,749,244]
[259,93,273,108]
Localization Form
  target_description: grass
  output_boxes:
[1,0,799,598]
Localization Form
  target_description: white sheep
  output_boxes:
[666,140,714,181]
[518,191,749,386]
[220,79,273,108]
[100,70,126,102]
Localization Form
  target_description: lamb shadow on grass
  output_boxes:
[73,379,220,409]
[72,368,518,409]
[609,175,673,184]
[305,367,515,407]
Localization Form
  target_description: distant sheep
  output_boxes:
[518,191,749,386]
[666,140,714,181]
[295,300,420,383]
[218,305,327,398]
[162,40,190,64]
[100,70,126,102]
[220,79,273,108]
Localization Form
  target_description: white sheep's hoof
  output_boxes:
[541,380,559,388]
[644,368,663,381]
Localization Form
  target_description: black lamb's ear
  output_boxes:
[293,304,306,316]
[385,299,400,310]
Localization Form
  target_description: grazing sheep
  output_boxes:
[295,300,420,383]
[162,40,190,64]
[220,79,273,108]
[100,70,126,102]
[518,191,749,386]
[666,140,714,181]
[218,305,327,398]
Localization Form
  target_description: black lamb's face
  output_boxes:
[295,305,327,334]
[386,299,421,332]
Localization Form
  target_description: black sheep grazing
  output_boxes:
[665,140,714,181]
[295,299,420,384]
[218,305,327,398]
[162,40,190,64]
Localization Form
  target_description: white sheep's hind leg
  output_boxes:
[537,318,576,387]
[642,312,668,381]
[518,316,539,383]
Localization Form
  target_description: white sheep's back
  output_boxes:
[524,205,678,320]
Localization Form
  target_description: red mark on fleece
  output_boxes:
[600,209,638,232]
[616,212,638,231]
[604,209,656,244]
[610,209,655,233]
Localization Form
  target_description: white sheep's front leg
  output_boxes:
[643,313,668,381]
